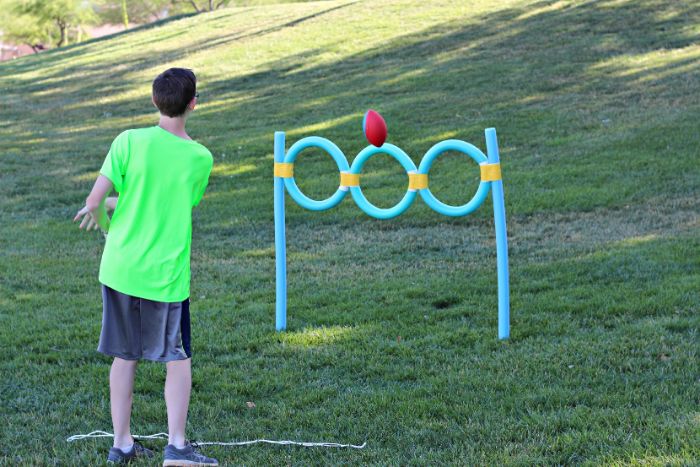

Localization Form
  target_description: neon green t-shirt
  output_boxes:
[98,126,213,302]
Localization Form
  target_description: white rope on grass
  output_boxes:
[67,431,170,442]
[66,430,367,449]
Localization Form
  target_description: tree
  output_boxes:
[97,0,173,25]
[121,0,128,29]
[15,0,97,47]
[0,0,51,52]
[174,0,233,13]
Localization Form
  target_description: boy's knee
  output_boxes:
[166,357,191,366]
[113,357,138,367]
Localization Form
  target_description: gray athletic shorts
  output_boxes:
[97,284,192,362]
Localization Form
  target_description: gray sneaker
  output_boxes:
[163,441,218,466]
[107,440,154,464]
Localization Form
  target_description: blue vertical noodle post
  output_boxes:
[273,128,510,339]
[273,132,287,331]
[485,129,510,340]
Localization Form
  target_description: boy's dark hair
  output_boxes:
[152,68,197,117]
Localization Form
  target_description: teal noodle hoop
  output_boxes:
[281,137,491,218]
[283,136,349,211]
[418,139,491,217]
[349,144,418,220]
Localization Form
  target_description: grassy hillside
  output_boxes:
[1,0,698,464]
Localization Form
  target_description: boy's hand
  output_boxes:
[74,206,100,231]
[73,175,114,234]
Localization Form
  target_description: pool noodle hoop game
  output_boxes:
[274,110,511,340]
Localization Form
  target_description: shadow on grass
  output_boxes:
[3,0,697,169]
[0,11,201,77]
[0,2,355,96]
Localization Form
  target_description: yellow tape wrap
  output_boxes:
[340,172,360,187]
[274,162,294,178]
[480,163,502,181]
[408,173,429,190]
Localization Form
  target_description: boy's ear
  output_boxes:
[188,98,196,112]
[151,95,158,108]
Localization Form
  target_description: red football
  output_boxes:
[363,109,387,147]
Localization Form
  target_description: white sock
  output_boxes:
[170,440,186,449]
[115,440,134,452]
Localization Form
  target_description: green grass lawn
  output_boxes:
[1,0,699,464]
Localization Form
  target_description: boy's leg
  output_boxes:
[165,358,191,448]
[110,357,138,450]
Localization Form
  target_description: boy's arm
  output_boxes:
[73,175,114,232]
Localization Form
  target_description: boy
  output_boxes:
[74,68,218,466]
